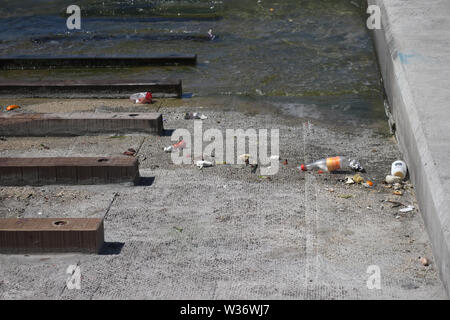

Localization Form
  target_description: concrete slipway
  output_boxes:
[368,0,450,296]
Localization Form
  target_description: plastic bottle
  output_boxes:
[391,160,407,179]
[300,156,363,172]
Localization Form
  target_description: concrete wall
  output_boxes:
[368,0,450,297]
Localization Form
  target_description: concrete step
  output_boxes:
[0,157,139,186]
[0,218,104,253]
[0,79,182,98]
[0,112,163,136]
[0,55,197,69]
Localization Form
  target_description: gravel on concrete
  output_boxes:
[0,98,446,299]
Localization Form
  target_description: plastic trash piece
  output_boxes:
[385,175,402,184]
[130,92,152,104]
[196,160,213,168]
[164,140,186,153]
[399,205,414,213]
[6,105,20,111]
[300,156,363,173]
[419,257,430,266]
[184,112,207,120]
[207,29,216,41]
[345,177,355,184]
[352,173,364,184]
[123,148,136,156]
[364,180,374,187]
[391,160,407,180]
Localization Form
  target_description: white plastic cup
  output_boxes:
[391,160,407,180]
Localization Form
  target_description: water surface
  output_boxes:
[0,0,386,127]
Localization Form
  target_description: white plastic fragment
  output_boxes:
[196,160,213,169]
[345,177,355,184]
[385,175,402,184]
[399,205,414,213]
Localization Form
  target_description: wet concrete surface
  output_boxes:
[0,98,446,299]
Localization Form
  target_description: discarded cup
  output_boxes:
[130,92,152,104]
[391,160,407,180]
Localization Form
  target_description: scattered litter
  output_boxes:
[37,211,42,215]
[40,143,50,150]
[123,148,136,156]
[352,173,364,184]
[130,92,152,104]
[300,156,363,172]
[419,256,430,267]
[270,155,280,160]
[345,177,355,184]
[349,159,364,172]
[207,29,216,41]
[385,175,402,184]
[184,112,207,120]
[6,105,20,111]
[399,205,414,213]
[364,180,374,187]
[393,190,403,196]
[164,140,186,153]
[283,159,288,165]
[392,183,403,190]
[391,160,407,180]
[173,226,183,233]
[387,200,404,208]
[196,160,213,169]
[338,194,353,199]
[317,170,324,174]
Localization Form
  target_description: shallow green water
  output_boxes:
[0,0,386,127]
